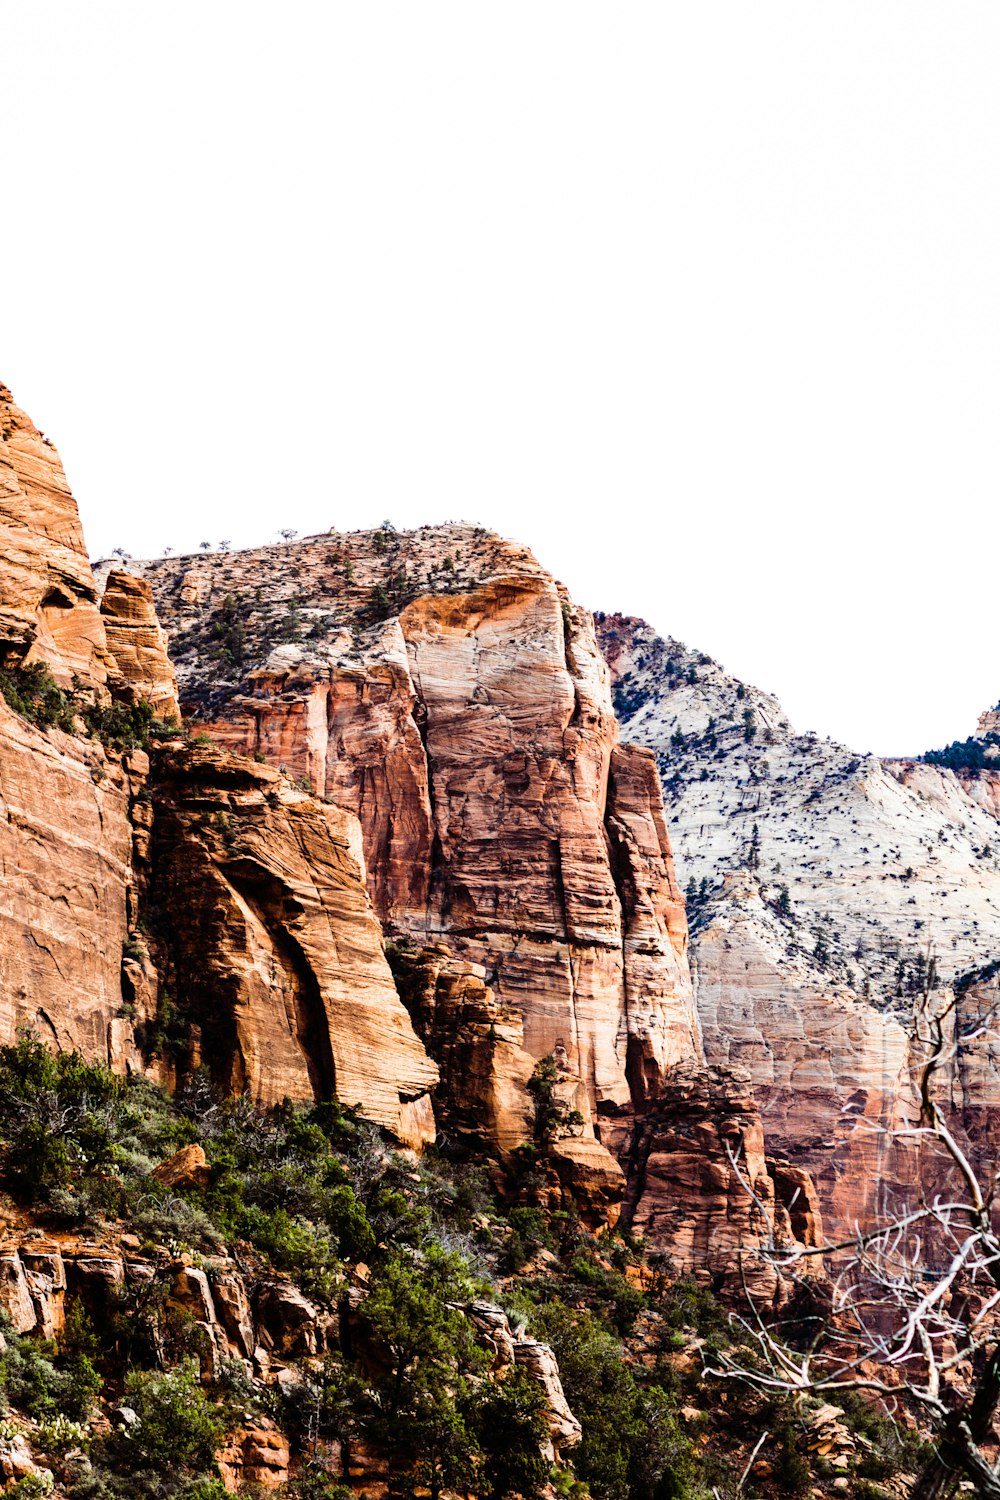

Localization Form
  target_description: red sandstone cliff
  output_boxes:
[128,527,702,1130]
[125,525,804,1280]
[0,384,115,692]
[0,382,813,1288]
[0,387,438,1145]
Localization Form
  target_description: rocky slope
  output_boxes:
[597,612,1000,1233]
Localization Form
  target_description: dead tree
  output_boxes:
[706,990,1000,1499]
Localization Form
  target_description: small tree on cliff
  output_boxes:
[707,990,1000,1499]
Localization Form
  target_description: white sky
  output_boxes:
[3,4,999,756]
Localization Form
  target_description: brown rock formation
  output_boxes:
[130,528,704,1141]
[624,1061,823,1301]
[0,693,141,1058]
[151,1143,212,1192]
[150,741,438,1144]
[0,383,114,691]
[100,569,180,719]
[388,941,536,1155]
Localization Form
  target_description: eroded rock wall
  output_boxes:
[128,528,704,1135]
[0,384,114,691]
[100,569,180,719]
[150,742,439,1145]
[0,695,140,1059]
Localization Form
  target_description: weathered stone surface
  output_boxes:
[390,942,537,1155]
[598,611,1000,1240]
[20,1243,67,1340]
[692,882,919,1237]
[606,743,700,1105]
[624,1062,822,1302]
[0,383,114,691]
[0,1247,38,1333]
[130,528,704,1144]
[219,1420,290,1490]
[252,1280,325,1361]
[0,694,137,1059]
[0,1233,329,1387]
[513,1337,582,1459]
[100,568,180,720]
[151,741,438,1143]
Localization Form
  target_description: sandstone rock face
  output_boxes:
[129,528,703,1138]
[692,883,919,1235]
[0,383,113,691]
[0,694,140,1058]
[624,1061,823,1301]
[100,568,180,719]
[513,1338,582,1459]
[976,704,1000,740]
[151,1143,212,1192]
[598,612,1000,1239]
[388,941,536,1155]
[150,741,438,1144]
[606,743,698,1106]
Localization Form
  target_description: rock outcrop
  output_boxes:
[0,693,141,1057]
[149,741,438,1145]
[623,1061,824,1301]
[100,568,180,719]
[0,383,114,692]
[126,528,703,1139]
[0,387,442,1149]
[597,612,1000,1239]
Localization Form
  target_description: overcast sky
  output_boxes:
[4,4,998,756]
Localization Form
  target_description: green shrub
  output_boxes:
[107,1360,222,1482]
[0,661,75,732]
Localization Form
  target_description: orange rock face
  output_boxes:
[0,694,137,1057]
[0,388,442,1144]
[100,569,180,719]
[625,1062,823,1300]
[0,384,114,691]
[132,527,704,1141]
[150,741,438,1144]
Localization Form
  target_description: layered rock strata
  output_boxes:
[623,1061,824,1302]
[125,528,702,1134]
[0,387,441,1146]
[0,692,144,1059]
[597,612,1000,1239]
[100,568,180,719]
[386,939,627,1224]
[149,741,438,1145]
[0,383,114,691]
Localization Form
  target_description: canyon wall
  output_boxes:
[0,384,115,691]
[597,611,1000,1237]
[0,386,437,1143]
[127,527,702,1131]
[0,381,817,1285]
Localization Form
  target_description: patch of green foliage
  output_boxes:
[922,732,1000,770]
[0,1031,898,1500]
[0,661,76,731]
[0,658,179,750]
